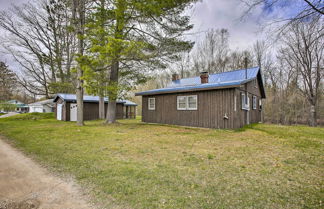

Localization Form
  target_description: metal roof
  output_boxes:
[123,100,137,106]
[28,99,54,106]
[7,100,24,104]
[53,93,137,106]
[135,67,265,98]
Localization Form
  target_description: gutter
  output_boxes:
[135,84,241,96]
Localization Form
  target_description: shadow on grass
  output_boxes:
[234,123,260,132]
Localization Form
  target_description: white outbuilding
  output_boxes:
[28,99,54,113]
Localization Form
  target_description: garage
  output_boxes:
[28,99,54,113]
[53,93,137,121]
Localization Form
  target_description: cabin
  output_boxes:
[28,99,54,113]
[135,67,266,129]
[53,93,137,121]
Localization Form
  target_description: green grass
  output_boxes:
[0,113,323,209]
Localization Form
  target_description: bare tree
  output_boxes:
[228,50,254,70]
[279,18,324,126]
[0,0,77,97]
[194,29,230,73]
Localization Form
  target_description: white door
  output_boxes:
[70,103,77,121]
[57,104,63,120]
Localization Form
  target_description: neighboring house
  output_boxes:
[7,100,29,113]
[53,93,137,121]
[28,99,54,113]
[135,67,266,129]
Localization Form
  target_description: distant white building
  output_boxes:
[7,100,29,113]
[28,99,54,113]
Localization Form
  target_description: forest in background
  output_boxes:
[0,0,323,126]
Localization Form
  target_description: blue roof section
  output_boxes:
[169,67,259,87]
[136,67,265,97]
[124,100,137,106]
[53,93,137,106]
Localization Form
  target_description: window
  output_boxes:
[252,96,257,109]
[177,95,197,110]
[241,92,250,110]
[148,98,155,110]
[187,95,197,110]
[259,99,262,110]
[177,96,187,110]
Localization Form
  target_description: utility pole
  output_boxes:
[244,57,249,125]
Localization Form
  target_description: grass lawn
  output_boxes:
[0,113,323,209]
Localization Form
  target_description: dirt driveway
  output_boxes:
[0,136,95,209]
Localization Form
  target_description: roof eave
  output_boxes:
[135,84,241,96]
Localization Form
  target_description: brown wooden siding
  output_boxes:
[124,106,136,119]
[235,79,262,128]
[55,100,134,121]
[239,78,262,97]
[141,80,263,129]
[142,89,237,129]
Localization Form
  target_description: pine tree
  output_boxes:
[81,0,197,123]
[0,62,17,101]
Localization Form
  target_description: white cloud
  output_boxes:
[188,0,267,50]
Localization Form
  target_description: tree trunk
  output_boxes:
[105,60,119,124]
[99,96,105,119]
[76,81,84,125]
[98,0,105,121]
[75,0,85,126]
[309,104,317,127]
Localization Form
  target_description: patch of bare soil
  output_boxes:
[0,199,40,209]
[0,136,96,209]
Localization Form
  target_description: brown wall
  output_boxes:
[55,99,133,121]
[141,80,263,129]
[142,89,237,129]
[235,79,263,128]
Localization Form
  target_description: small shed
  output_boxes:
[53,93,137,121]
[28,99,54,113]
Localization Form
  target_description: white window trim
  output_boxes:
[241,92,250,110]
[252,96,257,110]
[187,95,198,110]
[177,95,197,110]
[177,96,187,110]
[148,98,155,110]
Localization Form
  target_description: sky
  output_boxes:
[0,0,292,72]
[189,0,265,50]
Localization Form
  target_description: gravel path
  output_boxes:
[0,136,96,209]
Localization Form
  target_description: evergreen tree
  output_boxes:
[81,0,197,123]
[0,62,17,100]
